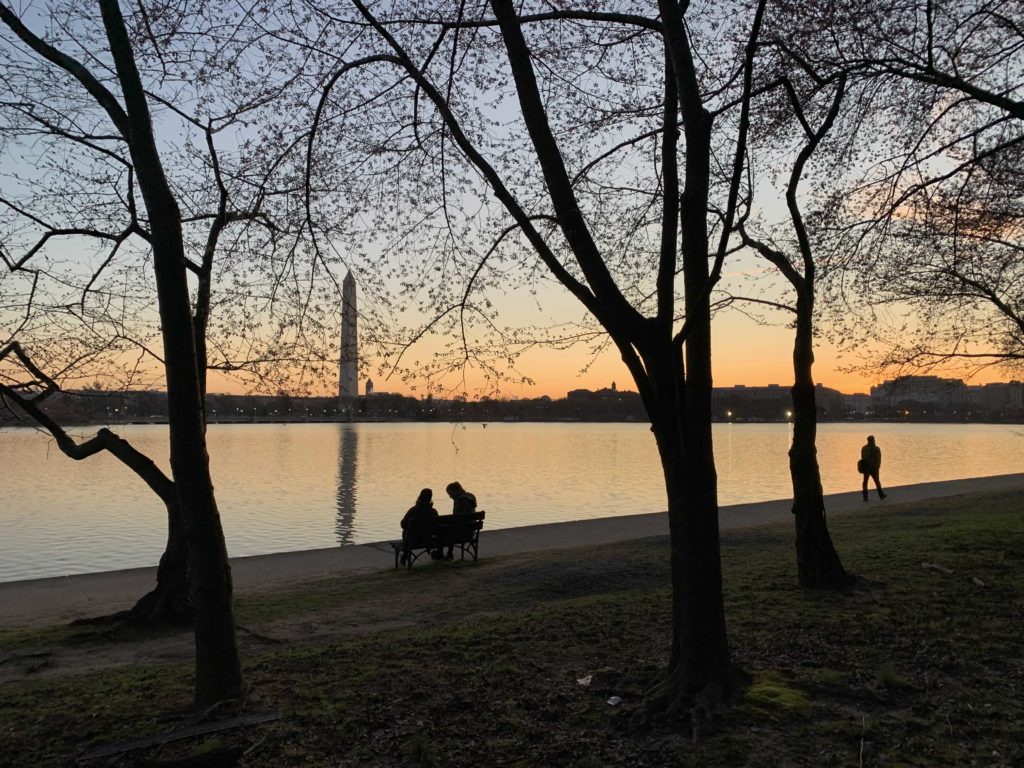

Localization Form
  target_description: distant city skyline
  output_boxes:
[28,374,1019,425]
[202,368,1024,401]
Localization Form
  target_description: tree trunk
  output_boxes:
[124,498,193,626]
[790,295,849,590]
[640,99,737,720]
[642,352,736,720]
[82,429,193,626]
[99,0,241,705]
[141,145,242,704]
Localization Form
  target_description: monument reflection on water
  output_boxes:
[1,421,1023,581]
[334,425,357,546]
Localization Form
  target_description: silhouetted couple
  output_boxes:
[400,481,478,561]
[859,435,887,501]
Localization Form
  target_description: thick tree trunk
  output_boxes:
[641,99,736,720]
[649,428,736,719]
[790,297,849,590]
[99,0,241,705]
[643,354,735,720]
[144,161,242,703]
[125,498,193,625]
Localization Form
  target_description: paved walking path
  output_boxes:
[2,473,1021,629]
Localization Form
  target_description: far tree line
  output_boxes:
[2,0,1022,721]
[4,385,1023,427]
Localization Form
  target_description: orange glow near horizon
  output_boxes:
[204,314,1012,400]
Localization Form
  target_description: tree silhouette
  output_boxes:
[299,0,773,716]
[0,0,241,705]
[739,53,851,589]
[779,0,1024,379]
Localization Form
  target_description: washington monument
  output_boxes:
[339,271,358,400]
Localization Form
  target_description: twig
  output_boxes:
[236,624,286,644]
[859,715,866,767]
[241,733,269,758]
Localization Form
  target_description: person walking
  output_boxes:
[860,435,886,501]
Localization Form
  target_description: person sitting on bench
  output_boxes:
[436,481,477,560]
[401,488,438,565]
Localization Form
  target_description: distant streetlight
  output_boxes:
[785,410,792,419]
[726,410,732,419]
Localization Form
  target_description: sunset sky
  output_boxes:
[339,254,1011,400]
[204,269,1009,400]
[356,314,912,401]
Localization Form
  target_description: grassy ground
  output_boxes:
[1,489,1022,767]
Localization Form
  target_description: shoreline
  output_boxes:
[2,472,1022,629]
[5,417,1024,427]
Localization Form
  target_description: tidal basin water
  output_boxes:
[1,421,1022,581]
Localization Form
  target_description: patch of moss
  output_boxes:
[744,673,811,710]
[192,736,227,755]
[0,624,69,651]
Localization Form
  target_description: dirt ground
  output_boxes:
[0,539,670,686]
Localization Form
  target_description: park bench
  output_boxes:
[391,511,486,569]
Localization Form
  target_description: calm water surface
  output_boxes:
[1,421,1021,581]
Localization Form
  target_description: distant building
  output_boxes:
[968,380,1024,411]
[339,271,358,401]
[843,393,872,414]
[810,384,845,415]
[365,378,374,397]
[711,383,881,418]
[1012,381,1024,409]
[871,376,969,409]
[566,384,638,401]
[711,384,789,418]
